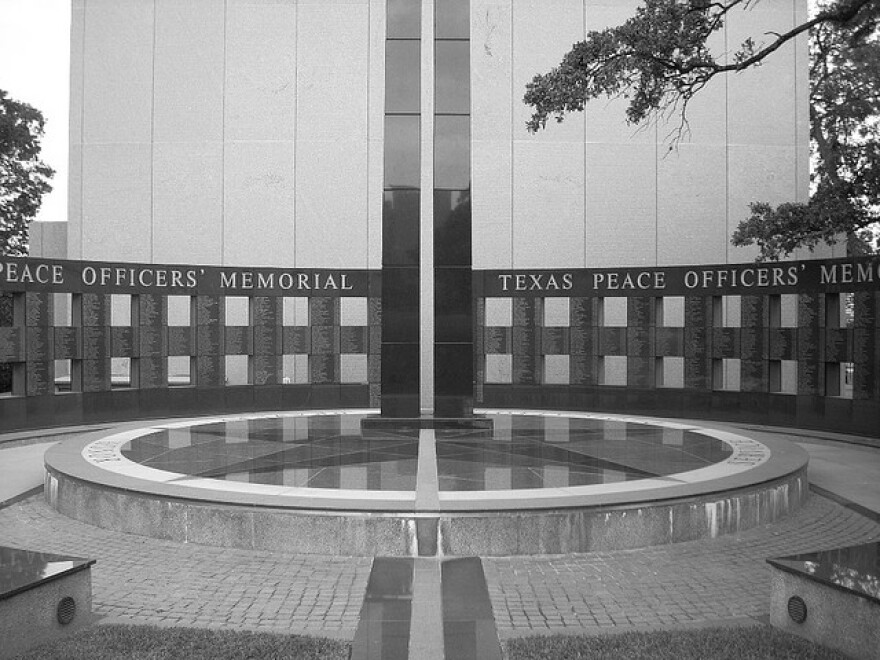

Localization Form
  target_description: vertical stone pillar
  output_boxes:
[627,297,653,388]
[852,291,879,400]
[195,295,224,387]
[512,298,539,385]
[25,292,52,396]
[740,295,767,391]
[684,296,712,390]
[473,297,485,405]
[797,292,821,395]
[381,0,422,417]
[433,0,472,418]
[80,293,111,392]
[252,296,282,386]
[368,291,382,407]
[570,297,598,386]
[309,297,339,384]
[136,294,166,388]
[0,293,24,397]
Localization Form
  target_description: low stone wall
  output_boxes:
[0,547,95,660]
[770,567,879,660]
[45,442,809,557]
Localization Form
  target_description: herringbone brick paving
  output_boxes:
[1,493,878,640]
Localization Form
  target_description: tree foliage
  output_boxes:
[0,89,54,256]
[732,4,880,259]
[523,0,879,260]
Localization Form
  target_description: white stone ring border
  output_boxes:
[77,408,772,506]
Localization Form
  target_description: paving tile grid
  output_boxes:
[485,494,880,638]
[1,492,878,642]
[0,496,371,639]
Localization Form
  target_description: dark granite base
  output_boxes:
[480,385,880,439]
[0,384,371,433]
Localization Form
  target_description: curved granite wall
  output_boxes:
[1,255,878,436]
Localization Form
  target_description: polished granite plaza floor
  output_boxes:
[120,413,732,492]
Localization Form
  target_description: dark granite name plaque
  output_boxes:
[0,257,373,297]
[309,298,336,327]
[25,292,50,327]
[0,546,95,601]
[282,327,309,354]
[251,297,281,384]
[476,256,880,297]
[137,295,165,389]
[0,328,24,362]
[310,354,337,384]
[80,294,109,327]
[82,357,110,393]
[797,293,821,395]
[138,294,162,326]
[110,328,133,357]
[767,542,880,604]
[82,327,110,362]
[684,297,712,389]
[195,296,222,387]
[852,292,878,400]
[628,297,652,327]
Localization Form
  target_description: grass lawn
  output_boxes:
[15,624,350,660]
[14,622,854,659]
[504,626,851,660]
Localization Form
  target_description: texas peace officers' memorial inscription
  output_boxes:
[0,258,369,296]
[2,251,878,434]
[483,257,880,296]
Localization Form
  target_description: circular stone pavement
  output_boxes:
[43,411,810,555]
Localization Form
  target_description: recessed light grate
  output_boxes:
[57,596,77,625]
[787,595,807,624]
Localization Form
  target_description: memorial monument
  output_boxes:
[5,0,877,434]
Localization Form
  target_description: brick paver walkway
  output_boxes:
[2,493,878,641]
[0,497,371,639]
[485,494,880,638]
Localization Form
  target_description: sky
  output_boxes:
[0,0,71,224]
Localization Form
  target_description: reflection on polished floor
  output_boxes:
[120,413,732,492]
[350,557,502,660]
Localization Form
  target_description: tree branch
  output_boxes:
[524,0,878,132]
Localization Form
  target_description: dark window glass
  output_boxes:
[434,115,470,189]
[434,190,471,266]
[387,0,421,39]
[386,41,420,113]
[385,115,421,189]
[435,41,469,115]
[435,0,469,39]
[384,190,420,266]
